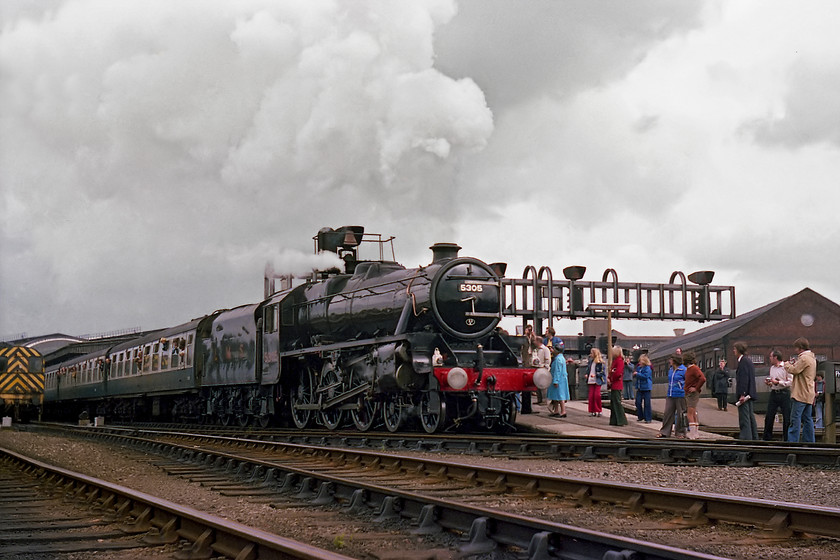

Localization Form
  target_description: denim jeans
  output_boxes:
[788,399,815,442]
[637,390,652,422]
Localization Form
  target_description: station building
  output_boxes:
[646,287,840,380]
[557,288,840,400]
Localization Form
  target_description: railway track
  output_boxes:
[72,427,733,559]
[76,422,840,468]
[0,445,352,560]
[29,424,840,558]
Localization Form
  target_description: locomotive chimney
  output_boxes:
[430,243,461,263]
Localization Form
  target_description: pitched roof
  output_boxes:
[19,334,86,355]
[647,295,789,359]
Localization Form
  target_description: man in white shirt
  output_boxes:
[763,350,792,441]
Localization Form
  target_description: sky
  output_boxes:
[2,0,839,341]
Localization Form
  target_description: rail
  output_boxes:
[0,446,353,560]
[68,427,735,559]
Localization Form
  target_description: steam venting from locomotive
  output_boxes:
[316,226,366,274]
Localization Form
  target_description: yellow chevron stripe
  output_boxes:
[0,347,34,357]
[6,358,30,373]
[0,384,44,395]
[0,347,41,359]
[0,374,44,393]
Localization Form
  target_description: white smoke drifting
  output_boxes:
[0,0,493,335]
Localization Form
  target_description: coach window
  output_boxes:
[152,343,160,371]
[171,339,180,368]
[187,334,194,366]
[161,340,169,369]
[143,346,152,372]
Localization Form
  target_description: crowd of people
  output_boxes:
[516,325,826,443]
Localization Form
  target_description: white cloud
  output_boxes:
[2,0,840,341]
[444,0,840,333]
[0,0,492,335]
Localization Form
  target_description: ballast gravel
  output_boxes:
[1,429,838,560]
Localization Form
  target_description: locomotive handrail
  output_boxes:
[300,272,428,304]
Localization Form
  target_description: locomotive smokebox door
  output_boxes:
[430,257,502,339]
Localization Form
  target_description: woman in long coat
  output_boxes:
[608,346,628,426]
[547,345,570,417]
[586,348,605,416]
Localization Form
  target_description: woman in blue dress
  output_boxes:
[547,344,570,417]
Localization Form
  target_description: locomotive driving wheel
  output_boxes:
[349,370,377,432]
[219,393,233,426]
[318,363,345,431]
[419,390,446,434]
[382,393,403,432]
[291,366,315,429]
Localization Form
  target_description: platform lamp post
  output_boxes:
[587,303,631,371]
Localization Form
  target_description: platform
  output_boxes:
[514,396,768,440]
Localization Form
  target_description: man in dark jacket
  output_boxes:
[734,341,757,440]
[711,358,730,411]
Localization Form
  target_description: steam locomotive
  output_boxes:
[44,227,547,433]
